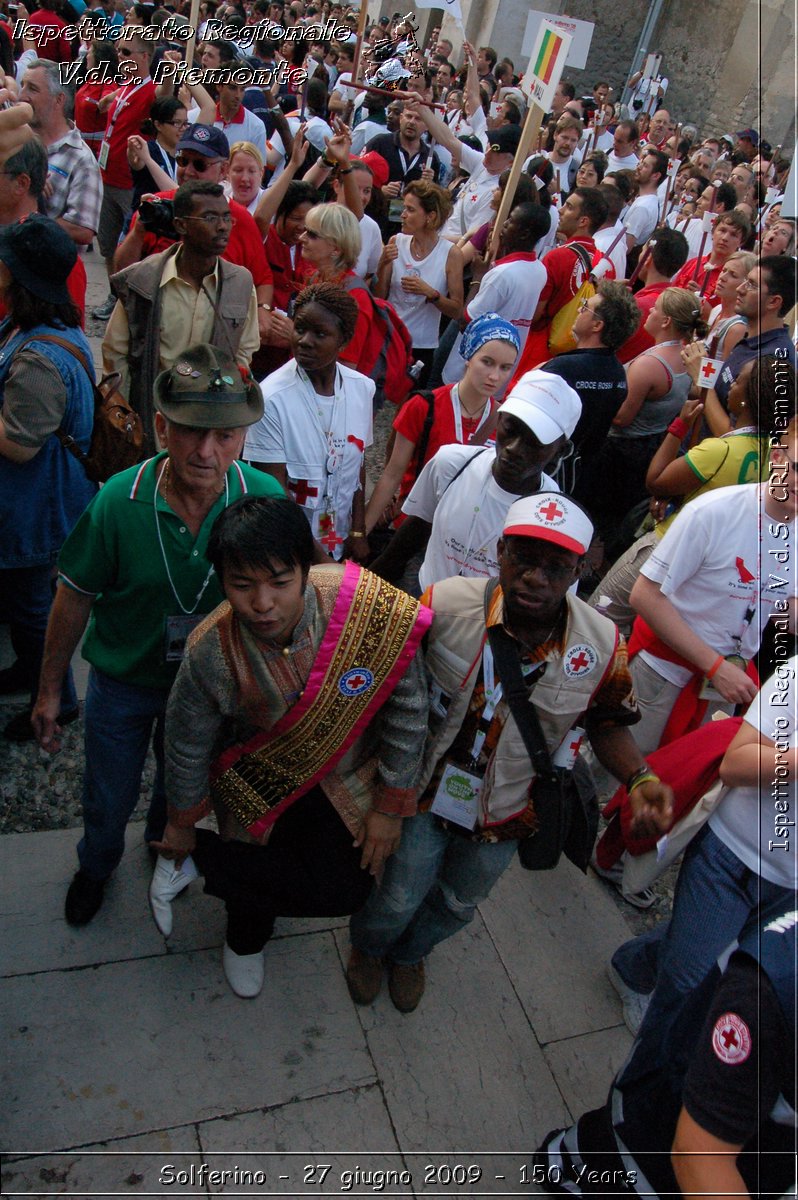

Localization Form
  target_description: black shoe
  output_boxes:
[0,661,29,695]
[65,870,106,926]
[3,705,79,742]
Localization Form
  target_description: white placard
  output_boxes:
[520,19,574,112]
[521,10,594,71]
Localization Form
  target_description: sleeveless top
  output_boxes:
[610,348,691,439]
[388,234,451,349]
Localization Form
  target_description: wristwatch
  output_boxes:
[258,303,273,311]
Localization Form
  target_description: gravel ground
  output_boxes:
[1,396,675,932]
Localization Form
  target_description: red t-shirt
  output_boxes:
[74,81,115,158]
[617,280,670,363]
[672,255,722,307]
[264,224,312,311]
[26,9,72,62]
[100,79,156,190]
[537,236,597,322]
[134,191,273,287]
[392,384,496,513]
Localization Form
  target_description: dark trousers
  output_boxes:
[193,786,374,954]
[0,562,76,712]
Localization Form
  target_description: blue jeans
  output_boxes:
[77,668,168,880]
[350,811,517,965]
[611,825,791,1037]
[0,562,76,711]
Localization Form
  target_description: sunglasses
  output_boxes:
[176,155,218,172]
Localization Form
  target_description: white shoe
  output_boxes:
[607,961,651,1036]
[148,853,199,937]
[590,854,656,909]
[222,943,265,998]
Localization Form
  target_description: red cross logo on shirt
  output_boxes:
[701,361,717,380]
[721,1027,739,1049]
[347,673,367,690]
[711,1012,751,1064]
[289,479,319,505]
[539,501,564,522]
[570,652,590,673]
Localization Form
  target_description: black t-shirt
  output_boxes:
[363,132,441,190]
[543,348,628,456]
[682,952,796,1193]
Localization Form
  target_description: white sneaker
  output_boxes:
[590,854,656,909]
[148,853,199,937]
[607,961,651,1036]
[222,943,265,998]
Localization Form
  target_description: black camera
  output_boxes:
[138,197,178,241]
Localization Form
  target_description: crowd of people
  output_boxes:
[0,2,796,1194]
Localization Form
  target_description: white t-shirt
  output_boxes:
[624,193,660,246]
[389,234,452,349]
[303,113,334,155]
[443,147,498,240]
[667,214,709,260]
[244,360,374,559]
[710,656,797,887]
[354,213,382,281]
[188,105,267,165]
[546,152,576,196]
[594,222,628,279]
[403,444,557,591]
[606,150,640,173]
[443,254,546,387]
[639,484,796,686]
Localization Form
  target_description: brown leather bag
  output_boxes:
[23,333,145,484]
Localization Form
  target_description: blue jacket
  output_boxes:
[0,321,97,569]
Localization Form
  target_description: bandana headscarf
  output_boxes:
[460,312,521,362]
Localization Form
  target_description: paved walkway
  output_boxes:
[1,250,637,1198]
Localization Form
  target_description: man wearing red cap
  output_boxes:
[346,493,673,1013]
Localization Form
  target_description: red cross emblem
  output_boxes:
[563,643,598,678]
[320,526,344,553]
[347,673,367,690]
[570,651,589,672]
[539,501,564,522]
[701,361,717,380]
[289,479,319,505]
[711,1012,751,1064]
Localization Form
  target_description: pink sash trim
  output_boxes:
[211,561,432,837]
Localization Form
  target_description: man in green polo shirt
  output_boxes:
[31,344,283,927]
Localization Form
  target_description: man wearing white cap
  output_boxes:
[371,370,582,595]
[347,493,673,1013]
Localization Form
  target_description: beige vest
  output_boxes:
[422,577,619,825]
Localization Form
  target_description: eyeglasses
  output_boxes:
[168,120,190,129]
[182,212,236,228]
[176,155,217,172]
[578,298,599,315]
[505,545,576,581]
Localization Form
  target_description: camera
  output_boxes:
[138,197,178,240]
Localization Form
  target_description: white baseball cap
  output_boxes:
[498,369,582,444]
[503,493,594,555]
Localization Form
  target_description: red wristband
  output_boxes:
[668,417,689,440]
[706,654,724,679]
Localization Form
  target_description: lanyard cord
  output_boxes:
[154,459,226,615]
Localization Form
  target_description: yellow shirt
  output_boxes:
[102,249,260,395]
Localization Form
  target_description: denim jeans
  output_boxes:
[77,668,168,880]
[350,810,517,965]
[611,825,792,1039]
[0,562,76,711]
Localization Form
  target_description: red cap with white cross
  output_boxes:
[503,493,594,555]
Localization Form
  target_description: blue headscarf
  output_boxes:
[459,312,521,362]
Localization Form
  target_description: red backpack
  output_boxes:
[344,276,415,408]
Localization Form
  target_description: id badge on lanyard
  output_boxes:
[98,140,110,170]
[164,614,205,662]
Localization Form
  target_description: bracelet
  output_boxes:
[348,531,366,539]
[320,154,335,169]
[668,417,689,439]
[426,291,441,305]
[626,763,656,792]
[257,303,273,311]
[270,105,283,115]
[628,771,661,795]
[706,654,724,679]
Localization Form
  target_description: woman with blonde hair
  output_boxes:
[576,287,707,537]
[704,250,756,358]
[374,180,463,384]
[226,141,266,214]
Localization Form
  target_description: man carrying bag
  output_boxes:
[345,493,674,1014]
